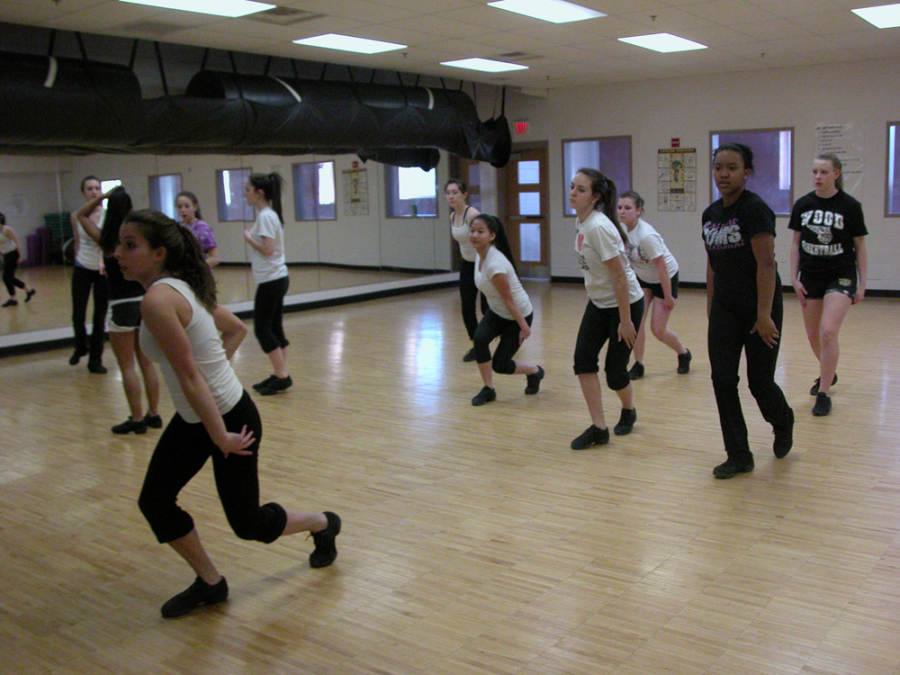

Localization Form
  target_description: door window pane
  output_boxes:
[518,160,540,185]
[518,192,541,216]
[520,222,541,262]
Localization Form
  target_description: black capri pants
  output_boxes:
[138,391,287,544]
[473,308,533,374]
[573,299,644,390]
[3,250,26,295]
[254,275,290,353]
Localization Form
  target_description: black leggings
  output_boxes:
[71,265,109,361]
[254,276,290,353]
[573,299,644,390]
[473,309,533,374]
[708,293,792,462]
[459,259,488,341]
[138,391,287,544]
[2,250,26,295]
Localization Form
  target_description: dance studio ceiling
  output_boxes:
[3,0,900,91]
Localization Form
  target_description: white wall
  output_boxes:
[507,58,900,291]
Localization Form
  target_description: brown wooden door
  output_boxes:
[501,144,550,279]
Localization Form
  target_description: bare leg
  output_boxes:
[478,360,493,389]
[267,346,289,379]
[110,331,143,420]
[135,332,161,417]
[650,299,686,355]
[614,381,635,410]
[801,298,824,361]
[510,361,539,376]
[282,511,328,536]
[168,528,222,585]
[578,372,607,429]
[632,292,651,364]
[817,293,853,395]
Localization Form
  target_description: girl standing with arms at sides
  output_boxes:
[69,175,109,373]
[77,187,161,435]
[176,191,220,268]
[243,173,291,396]
[703,143,793,479]
[0,213,36,306]
[569,169,644,450]
[468,214,544,405]
[617,190,691,379]
[446,179,485,362]
[789,153,867,417]
[116,210,340,618]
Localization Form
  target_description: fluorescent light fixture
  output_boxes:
[488,0,605,24]
[441,58,528,73]
[119,0,274,18]
[852,2,900,28]
[293,33,406,54]
[618,32,707,53]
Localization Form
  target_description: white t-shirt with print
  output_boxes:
[575,210,643,309]
[249,206,288,284]
[625,218,678,284]
[474,246,532,321]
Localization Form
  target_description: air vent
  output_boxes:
[496,51,543,62]
[122,20,185,37]
[246,6,326,26]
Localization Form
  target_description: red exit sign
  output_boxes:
[515,121,529,134]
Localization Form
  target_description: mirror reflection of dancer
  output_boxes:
[69,176,109,373]
[617,191,691,379]
[569,169,644,450]
[704,144,794,479]
[446,179,486,362]
[243,173,291,396]
[176,191,219,268]
[789,153,867,417]
[468,214,544,406]
[77,187,161,435]
[0,213,36,307]
[116,210,340,618]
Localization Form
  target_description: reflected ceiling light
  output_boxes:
[488,0,605,24]
[618,33,708,53]
[852,2,900,28]
[441,58,528,73]
[119,0,274,17]
[293,33,406,54]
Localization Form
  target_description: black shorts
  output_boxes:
[799,268,857,300]
[108,298,142,332]
[637,271,679,300]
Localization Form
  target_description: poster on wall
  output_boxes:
[815,124,864,197]
[342,168,369,216]
[657,148,697,212]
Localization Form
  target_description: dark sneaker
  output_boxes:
[471,386,496,406]
[309,511,341,568]
[712,457,755,479]
[161,576,228,618]
[252,375,278,392]
[812,392,832,417]
[462,347,477,363]
[25,288,36,303]
[144,414,164,429]
[570,425,610,450]
[259,375,292,396]
[88,362,107,374]
[627,362,644,380]
[677,349,692,374]
[614,408,637,436]
[525,366,545,395]
[810,373,837,396]
[773,407,794,458]
[2,298,17,307]
[112,417,148,435]
[69,348,88,366]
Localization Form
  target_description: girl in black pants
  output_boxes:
[116,209,340,618]
[0,213,36,306]
[703,143,794,479]
[446,179,487,361]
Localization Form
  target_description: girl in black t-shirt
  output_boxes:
[789,153,868,417]
[703,143,794,479]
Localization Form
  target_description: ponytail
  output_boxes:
[472,214,518,275]
[249,172,284,222]
[576,167,628,247]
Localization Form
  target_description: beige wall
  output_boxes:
[507,57,900,291]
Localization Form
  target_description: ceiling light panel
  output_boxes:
[119,0,274,18]
[618,33,708,53]
[293,34,406,54]
[441,58,529,72]
[852,3,900,29]
[488,0,605,24]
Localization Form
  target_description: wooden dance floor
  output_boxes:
[2,283,900,674]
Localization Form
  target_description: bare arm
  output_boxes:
[605,255,636,346]
[141,286,253,456]
[464,206,482,226]
[706,258,714,319]
[790,230,806,306]
[750,232,779,347]
[212,304,247,359]
[205,246,220,268]
[854,236,867,304]
[652,256,675,309]
[490,272,531,342]
[243,231,276,257]
[76,193,107,244]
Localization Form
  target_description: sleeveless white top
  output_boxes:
[450,206,477,262]
[75,208,104,270]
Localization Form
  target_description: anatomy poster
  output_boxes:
[658,148,697,212]
[342,168,369,216]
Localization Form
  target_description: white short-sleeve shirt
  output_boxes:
[249,207,288,284]
[575,210,643,309]
[625,218,679,284]
[474,246,533,320]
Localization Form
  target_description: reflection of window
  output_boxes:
[887,123,900,215]
[216,168,254,222]
[385,166,436,218]
[711,129,793,214]
[149,174,182,220]
[292,161,336,220]
[563,137,631,216]
[100,179,122,193]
